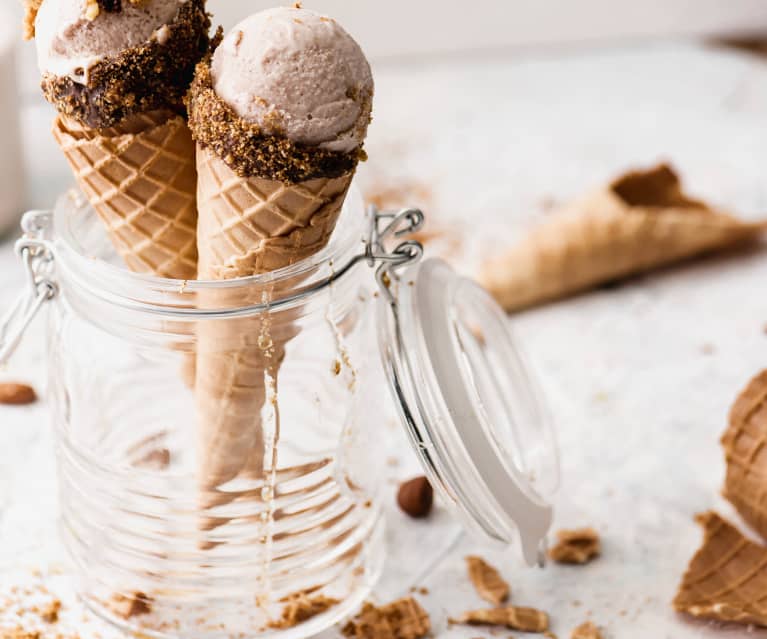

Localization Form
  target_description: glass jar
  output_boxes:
[1,184,559,639]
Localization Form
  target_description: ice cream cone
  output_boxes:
[673,511,767,627]
[480,165,765,312]
[52,109,198,280]
[186,6,372,536]
[722,370,767,541]
[195,145,353,513]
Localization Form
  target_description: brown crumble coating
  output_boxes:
[548,528,601,565]
[187,55,366,184]
[95,0,150,14]
[41,0,210,129]
[342,598,430,639]
[268,592,339,629]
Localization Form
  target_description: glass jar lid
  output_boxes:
[377,258,559,565]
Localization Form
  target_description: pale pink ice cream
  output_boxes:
[211,6,373,153]
[35,0,185,80]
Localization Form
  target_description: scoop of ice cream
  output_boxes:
[211,7,373,154]
[35,0,185,79]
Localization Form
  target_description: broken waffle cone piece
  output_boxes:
[673,511,767,626]
[52,110,198,280]
[342,597,431,639]
[480,164,765,312]
[571,621,603,639]
[722,369,767,541]
[548,527,601,564]
[452,606,549,633]
[465,556,510,605]
[268,592,339,629]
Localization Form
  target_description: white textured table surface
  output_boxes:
[3,41,767,638]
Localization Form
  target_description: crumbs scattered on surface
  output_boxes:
[451,607,549,633]
[549,528,601,565]
[465,556,510,606]
[342,597,430,639]
[268,592,339,629]
[571,620,604,639]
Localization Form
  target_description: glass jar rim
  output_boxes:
[52,184,369,317]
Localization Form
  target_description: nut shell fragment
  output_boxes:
[548,528,601,565]
[673,511,767,627]
[453,606,549,633]
[722,369,767,541]
[465,556,509,605]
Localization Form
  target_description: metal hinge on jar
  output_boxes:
[0,210,58,366]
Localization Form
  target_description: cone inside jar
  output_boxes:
[185,7,374,529]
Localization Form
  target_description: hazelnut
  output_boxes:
[397,476,433,518]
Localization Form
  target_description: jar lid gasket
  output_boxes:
[377,258,559,565]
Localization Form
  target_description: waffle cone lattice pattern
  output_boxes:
[722,370,767,541]
[52,110,198,279]
[673,511,767,626]
[195,146,353,512]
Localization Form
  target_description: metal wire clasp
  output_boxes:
[365,206,425,304]
[0,210,58,367]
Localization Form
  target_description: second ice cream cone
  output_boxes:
[53,110,198,279]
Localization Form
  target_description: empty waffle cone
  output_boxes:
[195,145,352,518]
[480,164,764,312]
[673,511,767,626]
[52,110,198,280]
[722,370,767,541]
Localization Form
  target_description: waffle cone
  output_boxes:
[195,145,352,517]
[722,370,767,541]
[673,511,767,627]
[479,165,764,312]
[52,110,198,280]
